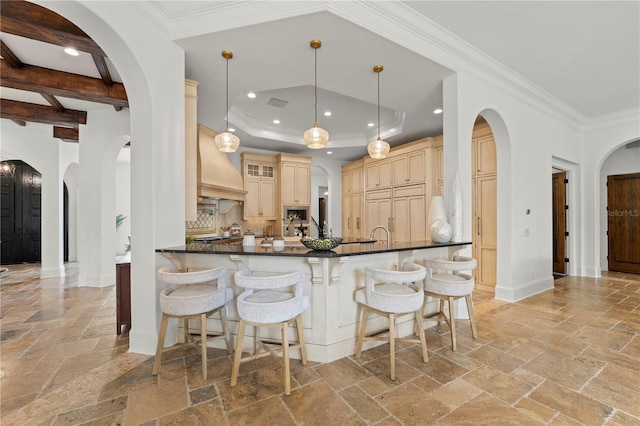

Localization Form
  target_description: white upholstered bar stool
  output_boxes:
[231,268,308,396]
[153,265,233,380]
[355,262,428,380]
[423,256,478,351]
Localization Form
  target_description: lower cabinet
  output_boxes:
[391,185,426,243]
[365,189,391,241]
[342,193,363,239]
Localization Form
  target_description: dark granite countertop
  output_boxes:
[156,240,471,258]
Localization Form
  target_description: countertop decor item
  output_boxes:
[300,237,342,251]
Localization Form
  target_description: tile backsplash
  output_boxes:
[186,202,276,237]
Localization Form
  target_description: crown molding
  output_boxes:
[134,1,592,132]
[582,107,640,133]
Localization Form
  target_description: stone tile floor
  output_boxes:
[1,263,639,425]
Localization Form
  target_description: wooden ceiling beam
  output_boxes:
[1,61,128,108]
[53,126,79,143]
[0,1,106,56]
[12,119,27,127]
[41,93,65,111]
[1,99,87,127]
[91,53,113,86]
[1,40,23,68]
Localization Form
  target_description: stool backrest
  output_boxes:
[425,257,476,276]
[157,265,227,291]
[234,268,305,297]
[364,262,426,293]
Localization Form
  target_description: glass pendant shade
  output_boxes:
[367,137,390,159]
[215,131,240,153]
[304,123,329,149]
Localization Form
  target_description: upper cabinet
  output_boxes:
[365,159,392,191]
[278,153,311,206]
[473,124,497,176]
[342,159,364,194]
[392,150,426,186]
[242,152,277,220]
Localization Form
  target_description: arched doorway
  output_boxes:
[1,160,42,264]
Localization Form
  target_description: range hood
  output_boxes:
[197,124,246,202]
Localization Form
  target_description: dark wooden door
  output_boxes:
[1,160,42,264]
[607,172,640,274]
[552,172,567,275]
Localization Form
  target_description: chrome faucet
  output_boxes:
[369,226,390,249]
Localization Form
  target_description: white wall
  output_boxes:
[444,72,584,301]
[599,143,640,270]
[39,0,186,354]
[116,148,131,255]
[581,110,640,277]
[1,121,78,277]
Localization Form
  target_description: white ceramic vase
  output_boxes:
[428,196,447,229]
[430,219,453,243]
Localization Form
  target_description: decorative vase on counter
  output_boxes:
[430,219,453,243]
[428,195,447,229]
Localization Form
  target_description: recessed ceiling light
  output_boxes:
[324,111,332,117]
[228,128,235,132]
[64,47,79,56]
[433,108,443,114]
[247,92,256,99]
[367,122,375,127]
[327,151,332,154]
[273,119,280,124]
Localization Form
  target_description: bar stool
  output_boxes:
[355,262,428,380]
[153,265,233,380]
[423,256,478,351]
[231,268,308,395]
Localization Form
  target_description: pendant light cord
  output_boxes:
[225,57,230,131]
[314,47,318,125]
[377,70,381,140]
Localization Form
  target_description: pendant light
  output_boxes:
[214,50,240,153]
[303,39,329,149]
[367,65,390,159]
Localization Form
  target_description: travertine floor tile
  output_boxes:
[2,264,638,425]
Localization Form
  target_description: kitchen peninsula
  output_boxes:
[156,239,470,362]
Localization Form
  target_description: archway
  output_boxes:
[474,109,512,301]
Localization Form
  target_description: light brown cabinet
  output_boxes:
[365,159,392,191]
[365,189,391,241]
[342,193,364,239]
[435,146,444,196]
[472,123,497,288]
[392,150,426,186]
[342,160,364,194]
[353,137,440,242]
[279,154,311,206]
[242,152,277,220]
[391,184,426,243]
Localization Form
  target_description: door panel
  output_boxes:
[607,173,640,273]
[552,172,567,275]
[476,175,497,287]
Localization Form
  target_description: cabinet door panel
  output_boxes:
[476,136,497,175]
[392,197,408,242]
[261,180,277,219]
[408,195,426,241]
[378,160,392,188]
[294,164,310,204]
[407,151,426,184]
[392,156,408,186]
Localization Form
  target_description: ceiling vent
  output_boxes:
[266,97,289,108]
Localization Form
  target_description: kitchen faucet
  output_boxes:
[369,226,390,249]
